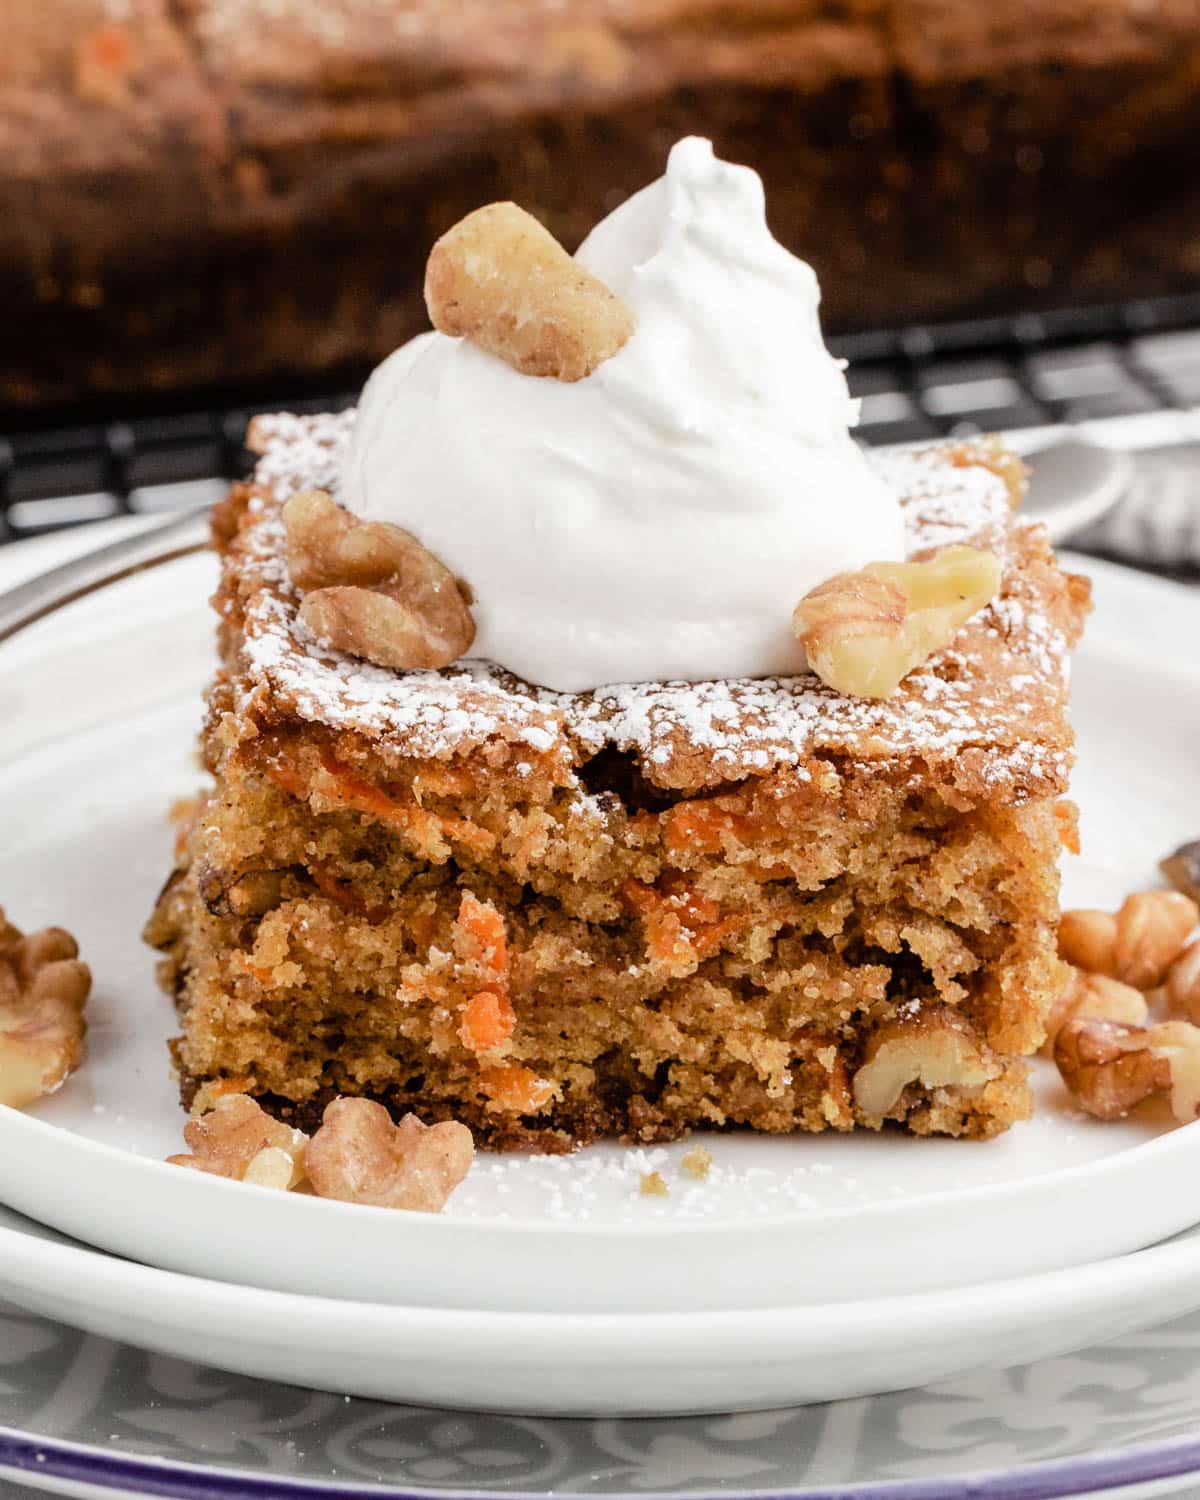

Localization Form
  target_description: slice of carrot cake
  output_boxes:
[146,138,1089,1150]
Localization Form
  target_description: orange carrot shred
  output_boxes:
[459,989,516,1052]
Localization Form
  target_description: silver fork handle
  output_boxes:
[0,509,211,645]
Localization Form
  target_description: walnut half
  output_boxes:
[852,1005,1000,1121]
[0,911,90,1110]
[168,1093,308,1189]
[1042,968,1148,1053]
[1162,840,1200,904]
[305,1098,475,1213]
[1058,891,1199,990]
[793,545,1001,699]
[1054,1016,1200,1124]
[425,202,635,382]
[283,490,475,672]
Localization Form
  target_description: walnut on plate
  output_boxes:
[305,1097,475,1213]
[167,1094,475,1211]
[1058,890,1199,990]
[852,1004,1000,1120]
[1042,967,1148,1053]
[425,202,635,382]
[1162,840,1200,904]
[1166,941,1200,1021]
[793,544,1001,699]
[1054,1016,1200,1124]
[0,910,90,1110]
[283,489,475,672]
[168,1093,308,1190]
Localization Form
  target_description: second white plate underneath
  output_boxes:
[0,552,1198,1315]
[5,1195,1200,1417]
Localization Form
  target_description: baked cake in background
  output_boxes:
[6,0,1200,408]
[145,140,1090,1151]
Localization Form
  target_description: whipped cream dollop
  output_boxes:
[340,137,905,692]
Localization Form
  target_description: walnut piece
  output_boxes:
[1162,841,1200,904]
[1059,891,1199,989]
[424,201,635,382]
[283,489,475,671]
[852,1005,999,1120]
[1166,941,1200,1022]
[1042,967,1148,1053]
[305,1097,474,1213]
[793,545,1001,699]
[168,1093,308,1189]
[0,911,90,1110]
[1054,1016,1200,1123]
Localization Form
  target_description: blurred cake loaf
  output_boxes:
[6,0,1200,407]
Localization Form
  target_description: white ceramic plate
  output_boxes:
[10,1206,1200,1499]
[0,541,1198,1317]
[5,1189,1200,1421]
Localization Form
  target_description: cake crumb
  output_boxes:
[640,1170,669,1197]
[680,1147,712,1180]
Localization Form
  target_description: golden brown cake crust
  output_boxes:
[145,412,1089,1152]
[230,413,1085,799]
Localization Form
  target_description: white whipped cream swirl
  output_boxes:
[340,137,905,692]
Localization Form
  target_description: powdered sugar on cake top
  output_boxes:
[229,412,1080,795]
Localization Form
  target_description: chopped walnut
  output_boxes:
[198,866,284,919]
[283,489,475,671]
[1042,967,1148,1053]
[1054,1016,1200,1123]
[305,1098,474,1213]
[1057,909,1117,976]
[242,1146,305,1191]
[1059,891,1199,989]
[1162,841,1200,904]
[168,1093,308,1189]
[1166,941,1200,1022]
[424,201,635,381]
[0,911,90,1110]
[852,1005,999,1120]
[793,545,1001,699]
[639,1170,669,1197]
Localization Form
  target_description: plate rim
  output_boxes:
[3,1183,1200,1396]
[8,1412,1200,1500]
[5,1085,1200,1243]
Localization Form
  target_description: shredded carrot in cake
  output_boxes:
[663,801,761,856]
[454,891,509,983]
[257,742,495,858]
[1055,799,1081,855]
[479,1064,554,1114]
[319,749,495,856]
[624,876,751,966]
[459,989,516,1052]
[309,861,392,925]
[412,766,478,799]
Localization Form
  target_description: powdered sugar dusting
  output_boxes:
[229,413,1081,795]
[247,411,353,496]
[875,447,1013,555]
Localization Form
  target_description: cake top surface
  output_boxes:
[223,410,1087,798]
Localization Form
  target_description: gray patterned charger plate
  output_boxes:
[7,1198,1200,1500]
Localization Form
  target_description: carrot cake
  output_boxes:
[146,139,1090,1150]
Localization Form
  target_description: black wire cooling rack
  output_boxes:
[4,292,1200,545]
